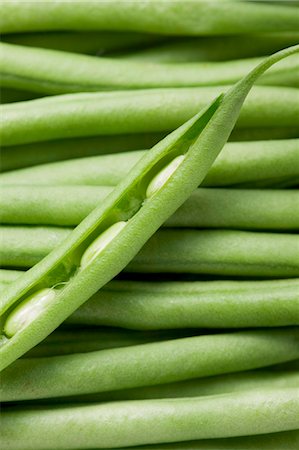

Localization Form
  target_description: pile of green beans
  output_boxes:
[1,3,299,449]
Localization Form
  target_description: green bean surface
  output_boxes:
[2,43,299,94]
[2,389,299,449]
[1,274,298,330]
[2,85,299,146]
[2,139,298,188]
[1,186,298,230]
[2,328,299,401]
[2,48,295,370]
[2,0,299,35]
[2,226,299,278]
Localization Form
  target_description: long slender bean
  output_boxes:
[1,186,298,230]
[1,139,298,188]
[1,274,298,330]
[117,33,299,63]
[4,428,298,450]
[2,85,299,146]
[2,389,299,449]
[1,0,299,35]
[2,43,299,94]
[2,226,298,278]
[1,48,297,370]
[1,328,299,401]
[1,30,164,55]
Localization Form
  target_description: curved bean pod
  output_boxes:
[2,43,299,94]
[1,328,299,401]
[2,85,299,146]
[1,139,298,188]
[1,0,299,35]
[1,186,298,230]
[2,389,299,449]
[1,227,299,278]
[1,47,297,370]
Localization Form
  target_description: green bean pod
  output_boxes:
[1,328,299,401]
[1,226,299,278]
[1,47,297,370]
[1,186,298,230]
[1,139,298,188]
[1,0,299,35]
[2,388,299,449]
[2,85,299,146]
[2,42,299,94]
[4,428,299,450]
[1,273,298,330]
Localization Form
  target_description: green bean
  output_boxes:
[68,278,299,330]
[116,33,299,63]
[1,139,298,187]
[2,389,299,449]
[2,274,298,330]
[4,430,297,450]
[1,47,296,370]
[2,43,299,94]
[1,0,299,35]
[1,30,164,55]
[0,134,163,171]
[2,226,299,278]
[1,186,298,230]
[1,328,299,401]
[50,369,299,404]
[2,85,299,146]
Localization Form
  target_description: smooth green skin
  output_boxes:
[68,278,299,330]
[46,369,299,404]
[1,47,297,370]
[1,328,299,401]
[1,31,163,55]
[2,226,299,278]
[1,0,299,35]
[3,431,296,450]
[1,274,298,330]
[2,42,299,94]
[2,85,299,146]
[2,139,299,188]
[2,389,299,449]
[1,186,299,230]
[118,33,299,63]
[0,133,164,171]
